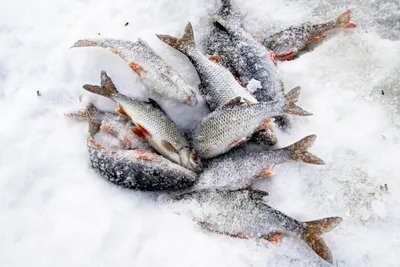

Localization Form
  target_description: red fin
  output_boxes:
[344,23,357,28]
[131,127,146,140]
[100,122,113,134]
[135,149,156,161]
[136,123,152,138]
[263,232,284,243]
[234,76,245,86]
[256,163,275,178]
[260,119,272,130]
[228,137,248,149]
[276,50,297,60]
[115,104,130,118]
[228,232,248,239]
[208,53,223,65]
[128,61,145,76]
[269,50,277,66]
[313,34,327,41]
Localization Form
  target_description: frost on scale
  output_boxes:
[194,134,325,190]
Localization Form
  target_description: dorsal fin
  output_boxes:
[223,96,250,108]
[148,98,164,111]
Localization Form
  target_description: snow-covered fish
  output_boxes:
[213,7,283,103]
[66,103,151,150]
[157,22,278,145]
[156,22,257,112]
[192,87,311,158]
[167,189,342,264]
[262,10,357,60]
[86,117,198,191]
[71,38,198,106]
[195,134,324,190]
[83,71,201,172]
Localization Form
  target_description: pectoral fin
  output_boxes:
[228,137,248,148]
[128,61,145,76]
[263,232,284,243]
[161,140,178,153]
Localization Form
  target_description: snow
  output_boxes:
[1,0,400,266]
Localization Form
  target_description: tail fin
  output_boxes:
[71,39,103,49]
[301,217,343,264]
[285,135,325,165]
[156,22,196,54]
[336,9,357,28]
[83,71,119,98]
[65,103,104,123]
[283,86,313,116]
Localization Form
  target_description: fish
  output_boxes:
[157,22,279,145]
[156,22,257,112]
[82,71,202,172]
[212,2,294,130]
[86,116,198,191]
[195,134,325,190]
[66,103,151,150]
[262,10,357,61]
[71,38,198,106]
[166,189,343,264]
[192,87,311,159]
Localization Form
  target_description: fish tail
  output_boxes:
[285,135,325,165]
[301,217,343,264]
[336,9,357,28]
[65,103,99,121]
[156,22,196,55]
[83,71,119,98]
[283,86,313,116]
[71,39,103,49]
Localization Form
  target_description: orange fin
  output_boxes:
[228,232,248,239]
[131,126,146,140]
[161,140,178,153]
[313,34,327,41]
[276,50,297,60]
[135,149,156,161]
[228,137,248,149]
[256,163,275,178]
[269,50,277,66]
[128,61,145,76]
[234,76,245,86]
[88,138,107,151]
[208,53,223,65]
[336,9,357,29]
[136,123,152,138]
[115,104,130,118]
[264,232,284,243]
[109,47,121,56]
[260,119,272,130]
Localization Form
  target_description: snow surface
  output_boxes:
[1,0,400,266]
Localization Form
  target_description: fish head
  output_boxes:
[179,148,202,172]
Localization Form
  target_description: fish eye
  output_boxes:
[191,154,199,162]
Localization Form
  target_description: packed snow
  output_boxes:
[1,0,399,266]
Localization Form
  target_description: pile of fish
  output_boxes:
[67,0,357,264]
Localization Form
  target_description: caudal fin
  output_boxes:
[283,86,313,116]
[285,135,325,165]
[301,217,343,264]
[83,71,119,98]
[156,22,195,55]
[65,103,104,123]
[336,9,357,29]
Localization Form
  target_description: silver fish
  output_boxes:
[167,189,342,264]
[86,118,198,191]
[66,103,151,150]
[71,38,198,106]
[156,22,257,112]
[262,10,357,60]
[83,71,201,172]
[192,87,311,159]
[195,135,325,190]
